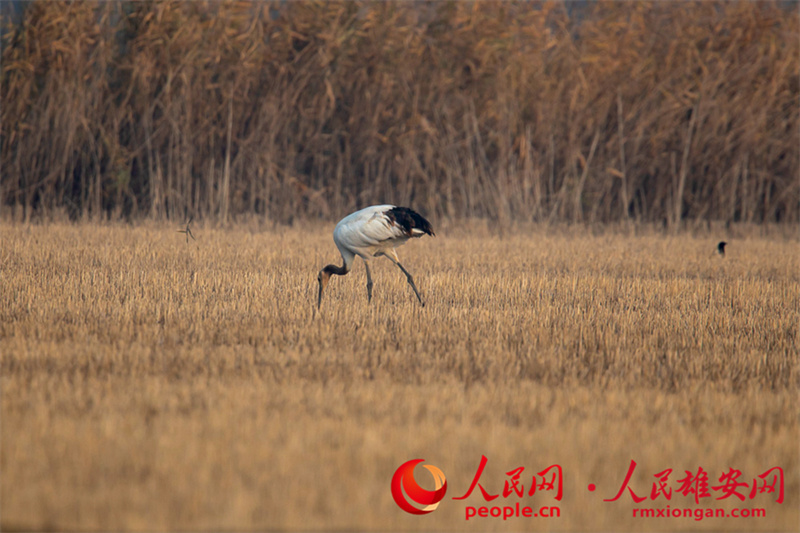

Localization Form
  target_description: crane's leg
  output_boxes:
[364,260,374,303]
[384,251,424,307]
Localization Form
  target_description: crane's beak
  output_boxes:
[317,271,329,309]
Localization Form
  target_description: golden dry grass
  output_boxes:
[1,221,797,531]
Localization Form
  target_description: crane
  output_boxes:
[317,205,435,308]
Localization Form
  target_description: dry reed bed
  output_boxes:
[1,222,797,531]
[3,2,798,224]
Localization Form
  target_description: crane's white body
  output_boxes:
[317,204,434,308]
[333,204,420,272]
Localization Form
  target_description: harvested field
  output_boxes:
[1,222,797,531]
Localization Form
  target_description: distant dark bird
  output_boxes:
[716,241,727,256]
[178,217,196,243]
[317,205,435,309]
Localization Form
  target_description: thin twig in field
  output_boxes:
[177,217,196,243]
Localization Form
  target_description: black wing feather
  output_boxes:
[386,207,435,237]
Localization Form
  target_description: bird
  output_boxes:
[716,241,727,256]
[317,205,435,309]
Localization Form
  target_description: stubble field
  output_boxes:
[1,221,797,531]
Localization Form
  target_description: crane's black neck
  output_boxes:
[322,263,349,276]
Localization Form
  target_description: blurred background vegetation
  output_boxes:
[1,1,797,225]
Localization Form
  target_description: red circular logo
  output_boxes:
[391,459,448,515]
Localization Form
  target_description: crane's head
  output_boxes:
[317,268,332,309]
[317,263,348,309]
